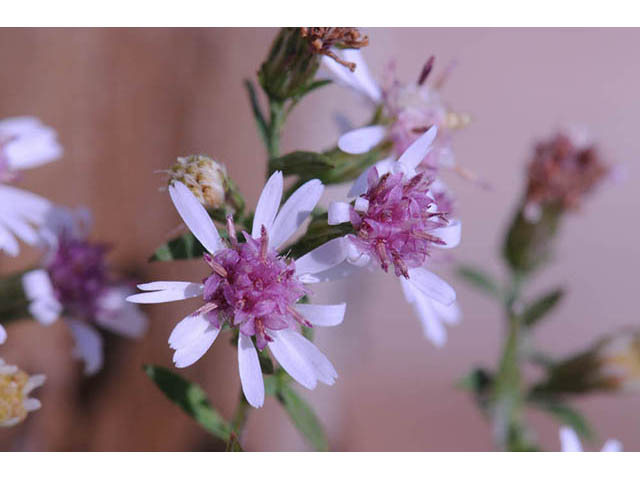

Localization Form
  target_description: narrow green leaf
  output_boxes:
[456,265,501,298]
[528,397,593,440]
[269,151,335,177]
[244,79,268,147]
[150,232,206,262]
[144,365,231,441]
[522,288,565,327]
[277,382,328,451]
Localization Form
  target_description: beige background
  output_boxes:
[0,28,638,451]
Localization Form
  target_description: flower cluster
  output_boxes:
[0,357,45,428]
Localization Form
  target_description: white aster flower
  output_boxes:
[0,357,45,427]
[327,128,462,346]
[0,116,63,257]
[127,172,349,408]
[559,426,622,452]
[22,207,148,375]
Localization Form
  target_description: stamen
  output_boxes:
[260,225,269,262]
[226,215,237,247]
[204,253,228,278]
[287,305,313,327]
[417,56,435,86]
[192,302,218,316]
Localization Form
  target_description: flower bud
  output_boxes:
[0,358,45,427]
[169,155,243,212]
[259,27,368,101]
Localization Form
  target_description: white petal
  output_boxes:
[168,313,212,350]
[0,325,6,344]
[0,185,51,224]
[559,426,583,452]
[23,374,46,395]
[126,282,203,304]
[168,181,222,254]
[252,171,283,238]
[0,210,39,246]
[294,303,346,327]
[273,329,337,386]
[22,269,55,300]
[431,299,461,326]
[0,221,19,256]
[299,259,362,284]
[23,398,42,412]
[172,325,219,368]
[5,128,62,170]
[28,299,62,325]
[67,320,104,376]
[321,49,381,104]
[406,268,456,306]
[347,156,395,198]
[601,439,623,452]
[268,330,317,389]
[432,219,462,249]
[295,237,348,278]
[95,288,148,338]
[269,179,324,250]
[238,334,264,408]
[400,278,446,347]
[327,201,351,225]
[397,126,438,172]
[354,197,369,213]
[337,125,387,155]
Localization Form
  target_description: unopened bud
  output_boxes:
[169,155,229,210]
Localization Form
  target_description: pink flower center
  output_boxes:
[349,169,449,278]
[200,222,308,350]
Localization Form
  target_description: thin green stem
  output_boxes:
[266,99,286,162]
[227,390,251,450]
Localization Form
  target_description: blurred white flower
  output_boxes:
[559,426,622,452]
[22,207,147,375]
[0,116,63,257]
[0,357,45,428]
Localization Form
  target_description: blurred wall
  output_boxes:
[0,28,638,451]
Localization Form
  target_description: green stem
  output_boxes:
[228,390,251,449]
[266,99,286,162]
[0,269,33,325]
[491,272,530,451]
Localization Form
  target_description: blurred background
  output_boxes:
[0,28,638,451]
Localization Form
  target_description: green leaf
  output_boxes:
[244,79,268,147]
[150,232,206,262]
[269,151,335,177]
[456,265,501,298]
[144,365,231,441]
[293,78,332,99]
[528,396,593,440]
[277,382,328,451]
[522,288,565,327]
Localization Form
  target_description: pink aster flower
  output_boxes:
[127,173,348,408]
[22,207,148,375]
[0,117,63,257]
[559,426,622,452]
[327,128,462,346]
[322,51,466,175]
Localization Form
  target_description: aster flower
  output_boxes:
[559,426,622,452]
[0,357,45,427]
[127,172,348,408]
[22,207,148,375]
[327,128,462,346]
[322,51,468,176]
[0,116,63,256]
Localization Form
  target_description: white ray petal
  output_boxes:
[238,334,264,408]
[432,219,461,249]
[401,277,446,347]
[0,325,6,344]
[273,329,337,386]
[559,426,583,452]
[269,179,324,250]
[168,314,212,350]
[268,330,317,390]
[168,181,222,254]
[67,320,104,376]
[601,439,623,452]
[337,125,387,155]
[327,202,351,225]
[126,282,203,304]
[431,299,461,326]
[0,221,19,256]
[95,288,148,338]
[172,325,219,368]
[295,237,347,277]
[397,126,438,173]
[252,171,283,238]
[406,268,456,306]
[294,303,346,327]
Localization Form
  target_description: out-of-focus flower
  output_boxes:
[22,207,147,375]
[0,357,45,427]
[0,325,6,344]
[559,426,622,452]
[524,128,610,220]
[0,117,63,257]
[260,28,369,102]
[323,51,469,177]
[327,128,462,346]
[128,173,348,408]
